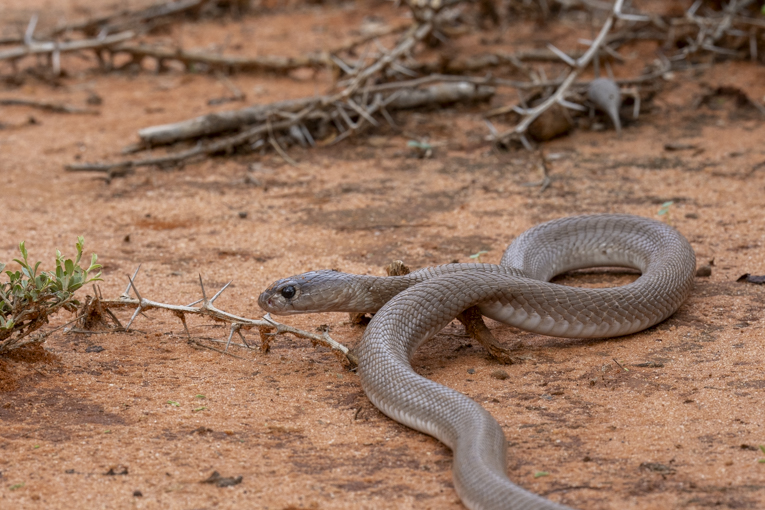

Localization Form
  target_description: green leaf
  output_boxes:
[192,407,207,412]
[534,471,550,478]
[8,483,24,490]
[658,201,674,216]
[74,237,84,267]
[167,400,180,407]
[407,140,432,150]
[18,241,28,262]
[89,253,100,272]
[759,445,765,455]
[65,258,74,276]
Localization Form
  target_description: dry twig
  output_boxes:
[90,267,357,366]
[0,98,99,114]
[0,31,136,62]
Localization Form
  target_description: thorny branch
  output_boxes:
[2,0,763,172]
[86,266,358,367]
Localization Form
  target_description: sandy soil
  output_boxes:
[1,1,765,509]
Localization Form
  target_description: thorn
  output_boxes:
[126,273,143,302]
[224,324,239,353]
[198,274,208,301]
[185,298,204,307]
[173,310,191,340]
[484,119,499,137]
[122,265,142,298]
[125,305,142,331]
[237,328,252,349]
[547,43,576,67]
[520,134,534,151]
[210,281,233,303]
[24,13,38,46]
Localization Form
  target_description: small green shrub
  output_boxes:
[0,238,101,353]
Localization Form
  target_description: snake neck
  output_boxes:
[259,263,528,315]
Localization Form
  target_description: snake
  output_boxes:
[258,214,696,510]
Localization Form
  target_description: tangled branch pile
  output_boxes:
[1,0,763,178]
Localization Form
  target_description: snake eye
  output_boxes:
[280,285,296,299]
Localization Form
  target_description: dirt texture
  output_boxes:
[1,1,765,509]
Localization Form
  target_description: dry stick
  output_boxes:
[0,98,99,114]
[97,268,356,365]
[0,0,209,45]
[64,106,318,172]
[137,97,318,146]
[110,22,410,75]
[411,48,587,75]
[0,31,135,61]
[111,44,329,73]
[491,0,626,143]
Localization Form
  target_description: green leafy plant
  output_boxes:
[0,237,101,353]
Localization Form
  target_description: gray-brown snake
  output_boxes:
[259,214,696,510]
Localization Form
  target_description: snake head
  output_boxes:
[259,270,347,315]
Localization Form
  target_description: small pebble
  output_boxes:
[696,265,712,277]
[490,369,509,380]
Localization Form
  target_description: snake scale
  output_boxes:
[259,214,696,510]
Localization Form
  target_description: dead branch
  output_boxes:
[0,31,136,62]
[110,44,330,73]
[1,0,210,45]
[136,81,492,147]
[135,97,318,146]
[108,20,411,76]
[65,81,493,172]
[65,108,316,172]
[89,267,357,366]
[0,98,99,114]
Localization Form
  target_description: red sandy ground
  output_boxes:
[1,1,764,509]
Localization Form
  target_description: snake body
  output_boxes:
[259,214,696,510]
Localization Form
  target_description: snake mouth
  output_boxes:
[258,291,300,315]
[257,292,277,312]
